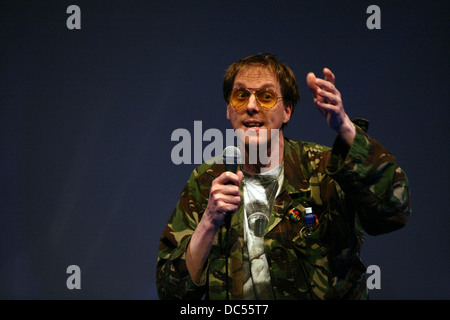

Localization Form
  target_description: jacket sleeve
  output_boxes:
[326,119,412,235]
[156,169,208,299]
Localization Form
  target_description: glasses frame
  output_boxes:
[229,87,283,111]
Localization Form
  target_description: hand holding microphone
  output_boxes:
[186,147,242,284]
[204,147,243,229]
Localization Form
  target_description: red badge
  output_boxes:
[288,208,301,222]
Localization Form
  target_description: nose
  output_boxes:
[245,92,260,114]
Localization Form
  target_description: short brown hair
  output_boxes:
[223,53,300,129]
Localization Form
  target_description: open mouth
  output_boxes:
[244,121,264,128]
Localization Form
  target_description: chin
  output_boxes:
[242,136,271,150]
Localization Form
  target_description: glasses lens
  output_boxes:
[229,88,279,110]
[230,88,250,108]
[256,89,278,109]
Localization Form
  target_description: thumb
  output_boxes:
[236,169,244,185]
[306,72,317,93]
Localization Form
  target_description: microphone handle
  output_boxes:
[224,163,238,174]
[223,162,238,231]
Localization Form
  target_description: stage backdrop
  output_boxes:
[1,0,449,299]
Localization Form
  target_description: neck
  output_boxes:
[242,131,284,174]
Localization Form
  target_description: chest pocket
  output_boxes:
[289,204,329,254]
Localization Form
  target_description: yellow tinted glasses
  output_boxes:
[229,88,282,110]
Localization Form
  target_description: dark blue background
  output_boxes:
[1,0,449,299]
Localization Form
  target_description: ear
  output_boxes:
[226,104,231,120]
[283,104,293,124]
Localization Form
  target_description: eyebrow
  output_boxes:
[233,82,277,90]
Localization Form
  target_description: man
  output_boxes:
[156,53,411,299]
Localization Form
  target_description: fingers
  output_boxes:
[306,72,326,108]
[307,67,345,119]
[315,69,337,94]
[310,68,341,107]
[207,171,242,218]
[308,68,335,91]
[316,84,341,105]
[307,70,336,91]
[215,170,243,186]
[323,67,335,85]
[306,68,352,142]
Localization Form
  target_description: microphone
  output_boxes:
[221,146,241,232]
[222,146,241,175]
[221,146,241,301]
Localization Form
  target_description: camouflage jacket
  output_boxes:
[156,119,411,300]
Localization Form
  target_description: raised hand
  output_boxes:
[306,68,355,146]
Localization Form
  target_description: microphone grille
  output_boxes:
[222,146,241,163]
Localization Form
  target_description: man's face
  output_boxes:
[226,66,292,147]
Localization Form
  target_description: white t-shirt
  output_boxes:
[242,164,284,299]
